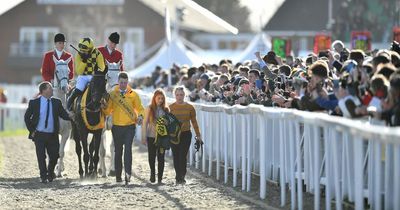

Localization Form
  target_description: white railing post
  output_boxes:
[394,143,400,210]
[324,127,332,210]
[246,114,252,192]
[295,120,303,210]
[216,112,221,181]
[384,144,394,210]
[208,112,213,176]
[279,118,286,207]
[289,119,297,210]
[241,114,247,191]
[332,129,343,210]
[354,136,364,210]
[313,125,321,209]
[259,114,266,199]
[233,113,238,187]
[373,140,382,210]
[224,113,230,184]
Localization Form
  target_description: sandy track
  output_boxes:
[0,134,268,209]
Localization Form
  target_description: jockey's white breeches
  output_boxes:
[76,75,93,91]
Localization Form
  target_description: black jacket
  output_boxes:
[24,96,71,139]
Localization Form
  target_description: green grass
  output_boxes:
[0,129,28,137]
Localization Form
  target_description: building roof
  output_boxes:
[138,0,238,34]
[263,0,343,32]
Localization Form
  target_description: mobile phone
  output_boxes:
[255,79,263,89]
[332,79,340,89]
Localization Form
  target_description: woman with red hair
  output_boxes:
[141,89,169,184]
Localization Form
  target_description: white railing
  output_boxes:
[136,90,400,210]
[0,103,28,131]
[3,90,399,210]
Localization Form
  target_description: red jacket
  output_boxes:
[98,46,124,71]
[41,50,74,82]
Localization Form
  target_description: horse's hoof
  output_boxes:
[56,174,62,178]
[108,170,116,177]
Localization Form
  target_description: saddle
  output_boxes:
[75,86,105,131]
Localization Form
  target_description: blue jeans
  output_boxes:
[111,124,135,179]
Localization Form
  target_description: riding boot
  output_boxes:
[67,89,83,111]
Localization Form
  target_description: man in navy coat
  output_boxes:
[24,81,72,183]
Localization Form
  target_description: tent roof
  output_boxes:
[235,33,271,63]
[139,0,238,34]
[128,37,202,78]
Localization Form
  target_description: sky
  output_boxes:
[0,0,285,31]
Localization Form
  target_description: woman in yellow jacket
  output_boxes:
[102,72,144,184]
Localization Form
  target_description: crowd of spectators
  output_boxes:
[134,40,400,127]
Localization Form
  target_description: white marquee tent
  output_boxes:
[235,33,272,63]
[128,37,202,78]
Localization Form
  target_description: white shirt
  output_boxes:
[106,45,113,55]
[36,96,54,133]
[55,49,63,59]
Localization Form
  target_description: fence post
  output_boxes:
[332,129,343,210]
[233,113,238,187]
[313,125,321,209]
[394,143,400,210]
[279,118,286,207]
[295,120,303,210]
[259,114,266,199]
[224,113,229,184]
[324,127,332,210]
[216,112,221,180]
[241,114,247,191]
[246,114,252,192]
[289,119,297,210]
[354,136,364,210]
[208,112,213,176]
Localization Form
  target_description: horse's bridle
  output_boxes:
[106,68,120,88]
[54,63,69,89]
[84,74,106,113]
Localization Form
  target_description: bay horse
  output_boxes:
[71,73,107,178]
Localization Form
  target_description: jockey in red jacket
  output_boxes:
[41,33,74,82]
[98,32,124,71]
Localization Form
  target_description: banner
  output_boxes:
[313,34,331,54]
[272,38,291,58]
[351,31,371,51]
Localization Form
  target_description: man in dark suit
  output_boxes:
[24,81,72,183]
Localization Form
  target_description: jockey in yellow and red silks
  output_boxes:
[67,37,106,111]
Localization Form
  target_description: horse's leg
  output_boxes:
[109,134,116,176]
[98,128,107,177]
[88,135,95,174]
[81,131,90,178]
[92,130,102,179]
[56,121,70,177]
[74,138,83,179]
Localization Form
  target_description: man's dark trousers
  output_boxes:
[34,132,59,180]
